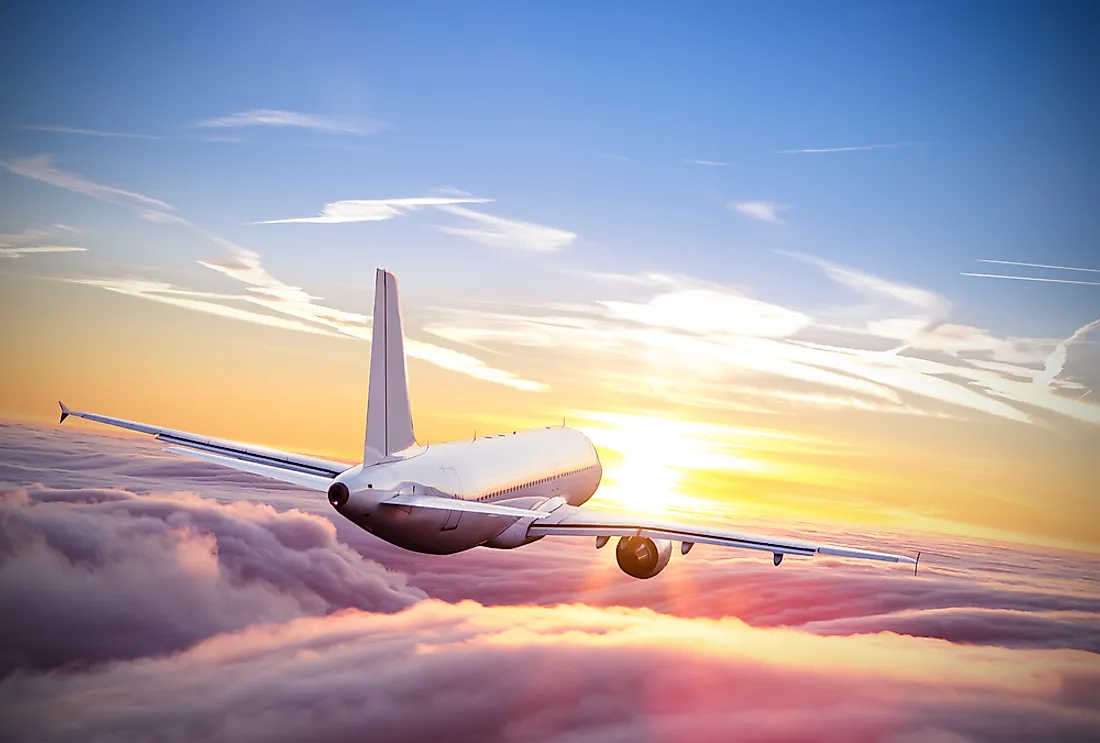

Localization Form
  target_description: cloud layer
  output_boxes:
[0,424,1097,741]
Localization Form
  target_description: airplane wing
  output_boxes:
[528,505,917,566]
[59,402,351,490]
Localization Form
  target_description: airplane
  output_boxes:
[59,269,919,579]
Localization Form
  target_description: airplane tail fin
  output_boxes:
[363,268,417,464]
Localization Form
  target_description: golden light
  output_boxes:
[573,411,786,516]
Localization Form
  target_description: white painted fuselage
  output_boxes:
[333,426,602,554]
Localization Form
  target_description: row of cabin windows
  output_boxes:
[475,464,597,502]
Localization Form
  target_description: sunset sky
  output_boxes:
[2,1,1098,552]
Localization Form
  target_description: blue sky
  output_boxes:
[3,2,1096,330]
[3,2,1098,438]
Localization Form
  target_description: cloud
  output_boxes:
[778,142,929,154]
[684,159,731,167]
[2,155,173,211]
[0,224,86,258]
[0,485,423,676]
[3,600,1097,743]
[600,288,812,338]
[2,158,544,392]
[730,200,789,223]
[69,278,346,336]
[421,260,1100,425]
[1034,319,1100,389]
[22,124,163,140]
[0,246,86,258]
[436,205,577,251]
[1,424,1099,743]
[255,195,492,224]
[782,250,947,313]
[962,272,1100,287]
[977,260,1100,274]
[196,109,385,135]
[600,153,631,161]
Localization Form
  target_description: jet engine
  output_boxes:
[615,536,672,579]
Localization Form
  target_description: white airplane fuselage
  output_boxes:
[331,425,602,554]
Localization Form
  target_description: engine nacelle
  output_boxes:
[615,536,672,579]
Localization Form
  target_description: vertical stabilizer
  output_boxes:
[364,269,417,464]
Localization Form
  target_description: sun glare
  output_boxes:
[575,411,782,515]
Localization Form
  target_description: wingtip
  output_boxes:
[58,400,70,424]
[913,550,921,577]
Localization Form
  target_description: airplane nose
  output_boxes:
[327,481,350,510]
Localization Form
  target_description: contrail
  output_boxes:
[961,273,1100,287]
[1079,389,1092,401]
[778,142,927,154]
[977,259,1100,274]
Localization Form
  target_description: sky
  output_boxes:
[2,0,1099,554]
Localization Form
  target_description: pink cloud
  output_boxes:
[1,421,1098,741]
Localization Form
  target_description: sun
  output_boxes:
[577,413,705,515]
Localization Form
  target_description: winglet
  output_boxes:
[58,401,71,424]
[913,550,921,577]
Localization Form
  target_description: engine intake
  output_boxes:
[615,536,672,579]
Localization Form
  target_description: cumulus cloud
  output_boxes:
[2,601,1098,743]
[196,109,386,135]
[730,200,789,223]
[0,485,423,676]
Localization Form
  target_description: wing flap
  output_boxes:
[163,447,332,492]
[529,507,916,565]
[383,493,551,520]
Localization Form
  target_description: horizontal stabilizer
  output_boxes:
[383,492,550,519]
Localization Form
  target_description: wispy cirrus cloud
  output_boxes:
[196,109,386,135]
[423,260,1100,425]
[781,250,947,313]
[5,157,544,392]
[2,155,173,211]
[1035,319,1100,389]
[0,246,86,259]
[684,158,731,167]
[730,200,789,223]
[22,124,163,140]
[254,195,492,224]
[778,141,928,154]
[0,224,86,259]
[436,204,577,251]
